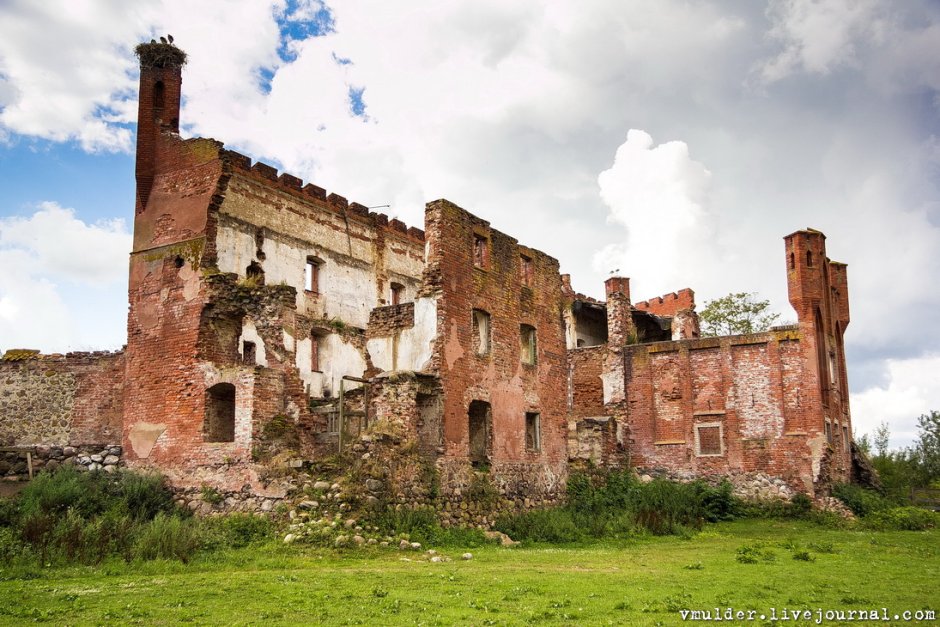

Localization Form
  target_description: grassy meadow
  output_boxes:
[1,518,937,626]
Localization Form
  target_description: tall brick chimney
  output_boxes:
[134,41,186,214]
[605,276,634,347]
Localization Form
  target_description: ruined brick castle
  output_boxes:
[0,42,856,509]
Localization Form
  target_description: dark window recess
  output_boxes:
[242,341,256,365]
[525,412,541,452]
[520,254,533,287]
[468,400,492,467]
[305,257,322,293]
[204,383,236,442]
[311,332,323,372]
[391,282,404,306]
[473,235,488,268]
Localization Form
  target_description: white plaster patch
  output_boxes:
[238,319,268,367]
[601,371,623,404]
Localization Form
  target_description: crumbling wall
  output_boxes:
[422,199,569,500]
[0,351,124,447]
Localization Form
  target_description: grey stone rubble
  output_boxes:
[0,444,121,480]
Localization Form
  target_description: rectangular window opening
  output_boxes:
[391,282,404,306]
[472,309,491,356]
[242,340,256,365]
[520,254,533,287]
[525,412,541,452]
[311,332,323,373]
[473,235,488,268]
[520,324,537,365]
[305,257,322,293]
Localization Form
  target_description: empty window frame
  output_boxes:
[468,400,492,467]
[473,234,488,268]
[520,324,537,365]
[242,340,256,365]
[519,254,533,287]
[472,309,491,356]
[825,420,832,444]
[695,423,723,456]
[842,425,849,452]
[310,331,324,372]
[525,412,541,452]
[305,257,322,293]
[204,383,236,442]
[390,282,404,306]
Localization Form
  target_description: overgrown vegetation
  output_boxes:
[832,482,938,531]
[855,411,940,501]
[494,472,738,543]
[0,467,272,567]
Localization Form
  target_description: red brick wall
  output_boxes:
[634,288,695,317]
[423,199,568,497]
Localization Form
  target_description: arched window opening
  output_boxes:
[789,252,795,270]
[204,383,236,442]
[806,250,813,267]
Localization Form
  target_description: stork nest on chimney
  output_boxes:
[135,42,187,69]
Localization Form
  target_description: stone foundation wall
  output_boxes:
[0,351,125,447]
[0,444,122,481]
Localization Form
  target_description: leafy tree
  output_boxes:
[873,421,891,458]
[853,429,872,456]
[699,292,781,337]
[914,410,940,484]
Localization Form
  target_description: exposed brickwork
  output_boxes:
[634,288,695,317]
[3,42,855,509]
[0,352,124,447]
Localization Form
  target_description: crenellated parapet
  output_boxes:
[633,288,696,316]
[220,149,425,244]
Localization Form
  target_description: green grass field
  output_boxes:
[0,519,937,626]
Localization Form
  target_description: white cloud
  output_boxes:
[0,0,938,427]
[0,203,130,352]
[0,202,130,284]
[592,129,714,298]
[851,355,940,449]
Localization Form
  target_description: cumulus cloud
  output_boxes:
[593,129,714,298]
[0,203,130,352]
[0,1,939,442]
[851,355,940,448]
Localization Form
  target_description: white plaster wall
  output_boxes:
[295,333,367,397]
[366,297,437,373]
[216,223,384,329]
[398,297,437,370]
[237,319,268,366]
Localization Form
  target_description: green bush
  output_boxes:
[496,473,721,543]
[133,513,202,562]
[0,467,255,565]
[832,483,892,517]
[376,507,489,547]
[864,507,939,531]
[495,508,585,543]
[203,513,275,549]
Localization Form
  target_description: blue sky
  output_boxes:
[1,0,939,447]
